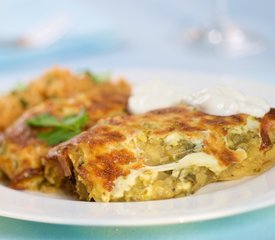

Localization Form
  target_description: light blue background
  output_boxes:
[0,1,275,239]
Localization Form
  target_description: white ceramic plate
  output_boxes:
[1,69,275,226]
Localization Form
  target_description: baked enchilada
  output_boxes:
[48,104,275,202]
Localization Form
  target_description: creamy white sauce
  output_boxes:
[128,80,189,115]
[190,86,270,117]
[128,81,270,117]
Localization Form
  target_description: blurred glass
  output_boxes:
[184,0,266,57]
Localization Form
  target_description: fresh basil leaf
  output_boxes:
[27,114,61,127]
[37,128,81,146]
[27,110,88,129]
[82,70,110,84]
[92,72,110,83]
[61,109,89,130]
[11,82,28,94]
[27,109,89,145]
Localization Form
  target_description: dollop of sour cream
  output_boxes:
[128,81,270,118]
[128,80,188,115]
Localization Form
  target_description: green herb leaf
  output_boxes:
[11,82,28,94]
[27,109,89,145]
[27,114,61,127]
[82,70,110,84]
[60,110,89,130]
[37,128,81,146]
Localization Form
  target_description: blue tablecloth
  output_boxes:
[0,205,274,240]
[0,1,275,239]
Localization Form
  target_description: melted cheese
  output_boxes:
[111,152,229,199]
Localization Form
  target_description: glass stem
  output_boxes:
[215,0,229,27]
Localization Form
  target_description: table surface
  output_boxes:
[0,1,275,239]
[0,204,274,240]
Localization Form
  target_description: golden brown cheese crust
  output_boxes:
[260,108,275,150]
[0,80,131,190]
[48,105,275,202]
[0,68,96,131]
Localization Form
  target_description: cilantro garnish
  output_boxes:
[11,82,28,94]
[27,109,89,145]
[82,70,110,84]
